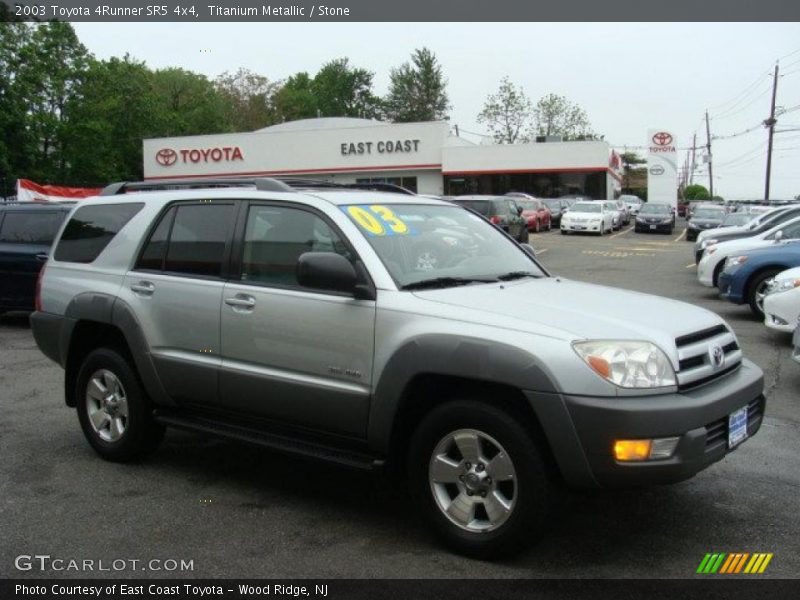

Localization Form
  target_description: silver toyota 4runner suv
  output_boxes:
[31,178,765,558]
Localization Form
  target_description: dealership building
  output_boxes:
[144,118,622,199]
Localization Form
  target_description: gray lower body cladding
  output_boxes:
[525,359,765,488]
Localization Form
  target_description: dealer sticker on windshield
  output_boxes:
[728,405,748,449]
[342,205,413,236]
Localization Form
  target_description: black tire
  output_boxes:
[747,269,781,318]
[520,228,530,244]
[408,400,552,559]
[75,347,164,462]
[560,229,567,235]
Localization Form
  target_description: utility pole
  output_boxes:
[764,63,779,201]
[705,111,713,198]
[690,133,697,185]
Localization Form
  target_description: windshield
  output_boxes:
[640,204,670,215]
[453,199,491,216]
[693,208,725,219]
[571,203,601,213]
[515,199,537,210]
[341,203,544,289]
[543,199,561,210]
[721,213,752,227]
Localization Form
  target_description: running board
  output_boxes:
[154,410,383,471]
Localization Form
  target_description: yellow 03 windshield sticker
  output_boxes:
[344,205,412,236]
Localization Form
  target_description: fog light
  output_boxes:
[613,437,679,461]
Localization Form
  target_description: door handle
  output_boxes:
[224,295,256,309]
[35,253,49,262]
[130,281,155,296]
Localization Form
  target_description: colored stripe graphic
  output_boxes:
[697,554,713,573]
[719,554,736,573]
[701,552,773,575]
[698,553,727,573]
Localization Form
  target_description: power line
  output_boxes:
[706,71,771,112]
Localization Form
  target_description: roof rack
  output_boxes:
[99,177,417,196]
[100,178,295,196]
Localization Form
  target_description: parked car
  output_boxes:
[560,201,614,235]
[697,216,800,288]
[613,199,631,225]
[634,203,675,234]
[542,198,567,227]
[793,321,800,364]
[0,203,70,314]
[685,205,727,242]
[603,201,624,230]
[506,193,552,232]
[620,194,643,215]
[694,206,800,264]
[30,177,765,558]
[452,196,529,243]
[763,267,800,332]
[677,201,690,218]
[717,241,800,318]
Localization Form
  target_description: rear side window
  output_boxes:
[54,203,143,263]
[160,204,236,277]
[457,200,490,216]
[0,211,66,244]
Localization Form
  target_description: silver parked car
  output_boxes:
[31,178,765,559]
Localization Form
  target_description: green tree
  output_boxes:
[273,72,318,122]
[477,77,532,144]
[150,67,230,136]
[385,47,450,122]
[311,58,382,119]
[215,67,280,131]
[0,23,32,190]
[684,184,711,200]
[64,55,157,184]
[532,93,595,140]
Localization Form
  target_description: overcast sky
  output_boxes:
[73,22,800,200]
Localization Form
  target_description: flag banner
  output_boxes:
[16,179,101,203]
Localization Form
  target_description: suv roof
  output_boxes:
[0,203,72,211]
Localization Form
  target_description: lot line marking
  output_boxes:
[685,263,697,268]
[536,248,549,254]
[674,230,687,242]
[609,226,634,238]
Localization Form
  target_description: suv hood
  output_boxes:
[413,278,722,350]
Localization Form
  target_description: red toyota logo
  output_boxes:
[156,148,178,167]
[652,132,673,146]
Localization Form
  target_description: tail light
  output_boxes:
[489,216,501,225]
[35,263,46,312]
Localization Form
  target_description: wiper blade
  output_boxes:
[401,277,497,290]
[496,271,542,281]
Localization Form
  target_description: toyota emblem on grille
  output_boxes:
[709,344,725,369]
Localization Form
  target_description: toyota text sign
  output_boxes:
[647,129,677,209]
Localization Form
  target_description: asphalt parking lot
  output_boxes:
[1,219,798,579]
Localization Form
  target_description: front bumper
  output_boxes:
[763,290,800,332]
[696,255,718,287]
[634,221,672,232]
[717,271,745,304]
[562,222,602,233]
[525,359,764,488]
[793,325,800,363]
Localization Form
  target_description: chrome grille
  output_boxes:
[675,325,742,391]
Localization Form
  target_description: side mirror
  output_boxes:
[520,243,536,257]
[774,230,784,242]
[516,206,523,216]
[297,252,359,296]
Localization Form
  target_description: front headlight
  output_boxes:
[769,278,800,295]
[701,238,718,249]
[688,222,699,229]
[636,216,646,223]
[573,340,676,389]
[727,255,748,267]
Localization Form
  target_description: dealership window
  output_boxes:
[54,203,143,263]
[444,171,606,199]
[355,176,418,193]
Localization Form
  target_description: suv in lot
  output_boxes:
[31,179,765,558]
[0,203,71,314]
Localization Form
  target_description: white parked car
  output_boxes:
[697,216,800,287]
[560,201,614,236]
[603,201,624,230]
[763,267,800,332]
[619,194,643,215]
[696,208,782,247]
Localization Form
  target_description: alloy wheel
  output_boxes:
[85,369,129,442]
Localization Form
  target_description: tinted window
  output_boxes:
[456,200,490,216]
[164,204,235,277]
[240,205,351,288]
[54,203,143,263]
[136,207,176,271]
[0,211,66,244]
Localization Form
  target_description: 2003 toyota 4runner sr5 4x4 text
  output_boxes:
[31,178,765,558]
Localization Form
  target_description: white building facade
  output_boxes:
[143,118,622,199]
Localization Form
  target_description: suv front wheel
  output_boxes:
[408,400,551,559]
[75,347,164,462]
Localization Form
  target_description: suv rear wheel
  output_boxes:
[408,400,551,559]
[75,347,164,461]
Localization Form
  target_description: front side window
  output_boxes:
[240,205,351,288]
[54,203,143,263]
[342,203,544,289]
[0,211,66,244]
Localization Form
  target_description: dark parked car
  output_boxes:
[634,202,675,234]
[452,196,529,243]
[542,198,567,227]
[677,201,690,218]
[685,205,727,241]
[717,241,800,318]
[506,194,552,232]
[0,203,70,314]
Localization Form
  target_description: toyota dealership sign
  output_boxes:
[647,129,677,209]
